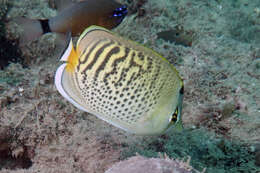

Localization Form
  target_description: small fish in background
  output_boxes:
[157,25,193,47]
[55,25,184,135]
[13,0,127,44]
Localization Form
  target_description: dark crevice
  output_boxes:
[0,127,33,170]
[0,2,23,70]
[0,147,33,170]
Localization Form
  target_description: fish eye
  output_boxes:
[113,5,128,17]
[169,107,178,123]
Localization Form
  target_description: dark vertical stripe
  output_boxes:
[80,40,114,74]
[112,47,130,67]
[103,47,130,81]
[39,19,51,34]
[77,39,106,72]
[94,46,120,79]
[180,85,184,94]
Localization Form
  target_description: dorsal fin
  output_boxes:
[77,25,111,48]
[59,32,73,61]
[58,32,78,72]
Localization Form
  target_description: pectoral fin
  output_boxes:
[55,32,86,112]
[55,63,88,112]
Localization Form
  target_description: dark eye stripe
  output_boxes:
[180,85,184,94]
[171,107,178,123]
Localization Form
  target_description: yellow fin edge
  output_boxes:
[66,39,78,72]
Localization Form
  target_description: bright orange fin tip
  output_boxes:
[59,33,78,72]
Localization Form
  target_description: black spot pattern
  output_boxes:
[70,35,181,125]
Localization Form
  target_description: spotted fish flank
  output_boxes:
[55,26,184,135]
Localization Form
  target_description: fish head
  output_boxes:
[112,5,128,19]
[99,2,127,29]
[163,85,184,133]
[134,80,184,135]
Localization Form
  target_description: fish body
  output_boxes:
[15,0,127,44]
[157,26,193,47]
[49,0,127,35]
[55,26,184,135]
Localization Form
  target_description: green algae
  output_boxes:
[0,69,22,86]
[121,129,258,173]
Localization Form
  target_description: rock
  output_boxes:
[105,155,202,173]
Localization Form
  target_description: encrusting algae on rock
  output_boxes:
[105,154,206,173]
[1,0,260,172]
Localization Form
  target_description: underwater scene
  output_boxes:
[0,0,259,172]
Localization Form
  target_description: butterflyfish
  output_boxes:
[14,0,127,44]
[55,25,184,135]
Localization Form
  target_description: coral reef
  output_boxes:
[0,0,259,172]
